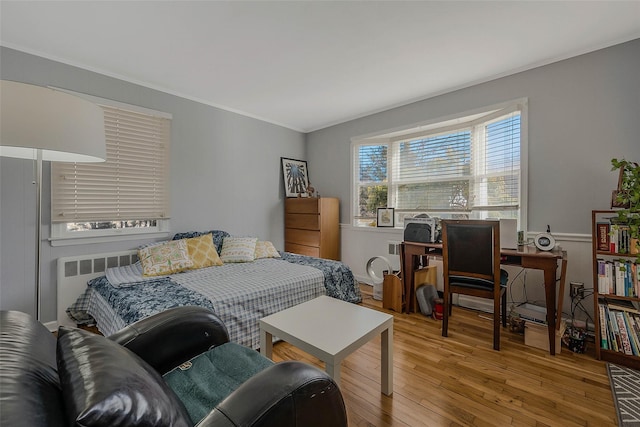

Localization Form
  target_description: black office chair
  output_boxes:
[441,219,508,350]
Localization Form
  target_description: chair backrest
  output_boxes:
[442,219,500,282]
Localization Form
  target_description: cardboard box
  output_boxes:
[524,320,565,353]
[382,272,403,312]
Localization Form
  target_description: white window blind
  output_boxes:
[394,129,472,211]
[352,101,524,227]
[52,104,171,223]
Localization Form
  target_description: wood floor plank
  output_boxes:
[271,287,618,426]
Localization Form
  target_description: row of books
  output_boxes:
[598,300,640,356]
[596,222,639,254]
[596,259,640,297]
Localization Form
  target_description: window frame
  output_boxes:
[350,98,528,231]
[49,89,172,246]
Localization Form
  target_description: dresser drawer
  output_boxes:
[284,242,320,258]
[285,213,319,230]
[285,228,320,247]
[285,198,319,214]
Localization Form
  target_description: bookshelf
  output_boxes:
[592,210,640,369]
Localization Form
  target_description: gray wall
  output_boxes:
[305,39,640,323]
[2,39,639,323]
[0,47,306,321]
[307,38,640,234]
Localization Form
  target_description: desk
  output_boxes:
[400,242,568,355]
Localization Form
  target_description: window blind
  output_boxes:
[394,130,472,211]
[470,112,520,210]
[52,105,171,223]
[352,102,523,226]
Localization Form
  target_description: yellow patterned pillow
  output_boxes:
[185,233,222,269]
[219,237,258,263]
[138,239,193,277]
[254,241,281,259]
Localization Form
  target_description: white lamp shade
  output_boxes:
[0,80,106,162]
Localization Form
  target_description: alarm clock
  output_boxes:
[534,233,556,251]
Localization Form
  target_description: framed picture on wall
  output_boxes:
[377,207,395,227]
[281,157,310,197]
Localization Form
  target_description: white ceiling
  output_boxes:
[2,1,639,133]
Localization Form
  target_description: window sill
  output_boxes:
[50,231,170,247]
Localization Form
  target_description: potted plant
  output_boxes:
[611,158,640,259]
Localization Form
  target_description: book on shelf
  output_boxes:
[597,222,610,251]
[599,304,609,349]
[607,223,639,255]
[602,216,639,255]
[604,298,640,312]
[616,311,634,355]
[596,258,639,298]
[625,312,640,355]
[599,300,640,356]
[608,308,622,352]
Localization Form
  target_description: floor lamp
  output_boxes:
[0,80,106,321]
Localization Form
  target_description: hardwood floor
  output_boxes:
[271,287,617,427]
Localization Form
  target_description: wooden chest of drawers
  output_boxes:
[285,197,339,260]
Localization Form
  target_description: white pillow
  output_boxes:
[219,237,258,263]
[254,241,281,259]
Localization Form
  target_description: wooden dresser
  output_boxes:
[285,197,339,260]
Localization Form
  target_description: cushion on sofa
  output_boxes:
[56,326,191,427]
[173,230,230,254]
[219,237,258,263]
[163,342,274,424]
[186,233,223,269]
[254,240,281,259]
[138,239,193,276]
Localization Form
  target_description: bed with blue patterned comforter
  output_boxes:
[70,252,361,349]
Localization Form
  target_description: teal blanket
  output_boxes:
[163,342,274,424]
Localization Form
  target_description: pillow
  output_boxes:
[219,237,258,263]
[254,241,281,259]
[138,239,193,277]
[106,262,154,286]
[185,233,223,269]
[172,230,230,254]
[56,326,191,427]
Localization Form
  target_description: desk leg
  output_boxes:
[401,246,415,313]
[260,329,273,359]
[543,265,557,355]
[381,324,393,396]
[556,259,568,331]
[326,360,341,388]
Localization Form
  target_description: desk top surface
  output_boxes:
[402,241,567,259]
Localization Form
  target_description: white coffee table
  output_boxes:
[259,295,393,395]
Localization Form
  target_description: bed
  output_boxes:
[59,230,361,349]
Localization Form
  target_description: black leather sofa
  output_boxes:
[0,307,348,427]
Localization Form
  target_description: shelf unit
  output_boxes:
[285,197,340,260]
[592,210,640,369]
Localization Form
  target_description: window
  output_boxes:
[352,100,526,228]
[51,93,171,244]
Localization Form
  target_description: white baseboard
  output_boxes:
[457,295,495,313]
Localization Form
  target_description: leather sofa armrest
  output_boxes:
[197,361,348,427]
[108,306,229,374]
